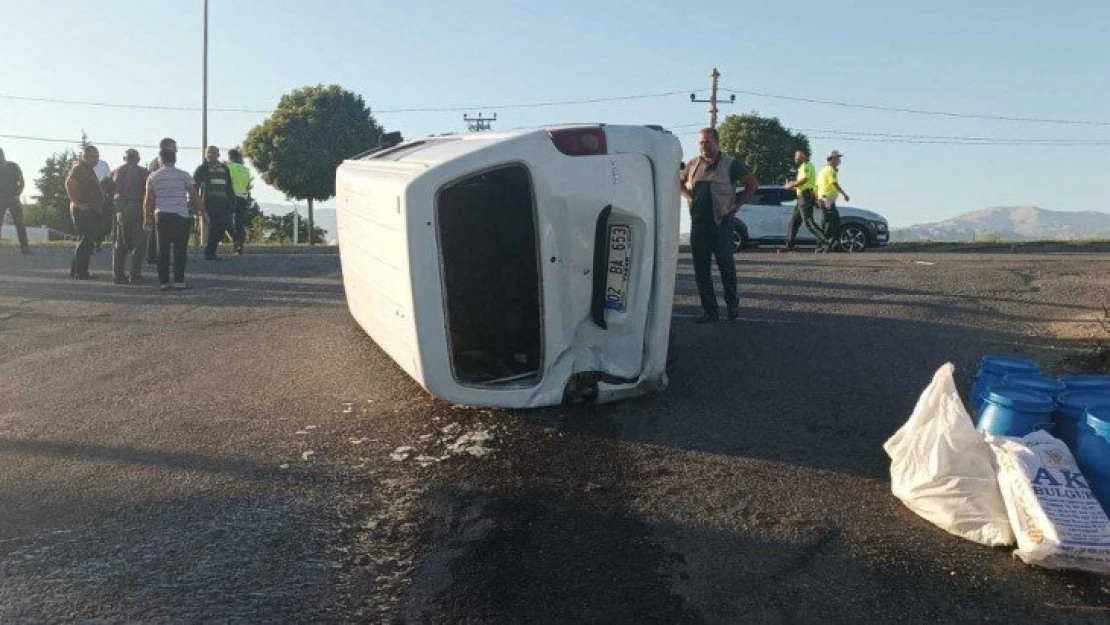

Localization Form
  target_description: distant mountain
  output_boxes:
[892,206,1110,242]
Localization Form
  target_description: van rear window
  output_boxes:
[436,165,542,386]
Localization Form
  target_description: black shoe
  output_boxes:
[20,247,32,255]
[693,312,719,324]
[727,309,740,321]
[128,276,148,285]
[204,255,222,261]
[113,276,129,285]
[72,273,95,280]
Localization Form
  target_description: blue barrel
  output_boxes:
[1075,406,1110,514]
[1055,390,1110,452]
[1001,373,1066,400]
[1062,374,1110,392]
[970,355,1040,412]
[975,387,1055,437]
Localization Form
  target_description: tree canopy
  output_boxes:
[717,113,810,184]
[243,85,382,204]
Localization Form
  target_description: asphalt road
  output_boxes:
[1,245,1108,623]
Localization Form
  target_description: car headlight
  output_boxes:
[872,221,888,232]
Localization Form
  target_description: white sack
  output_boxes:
[987,430,1110,573]
[884,363,1015,547]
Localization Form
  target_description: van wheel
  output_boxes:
[836,225,869,253]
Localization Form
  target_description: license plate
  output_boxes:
[604,224,632,311]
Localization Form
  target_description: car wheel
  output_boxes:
[836,224,869,253]
[731,228,748,253]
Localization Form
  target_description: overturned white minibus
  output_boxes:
[335,124,682,408]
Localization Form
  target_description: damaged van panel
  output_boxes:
[336,124,682,408]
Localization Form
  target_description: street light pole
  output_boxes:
[200,0,209,251]
[202,0,208,154]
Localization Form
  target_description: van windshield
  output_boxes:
[437,164,543,386]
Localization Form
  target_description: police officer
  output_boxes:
[226,148,253,255]
[193,146,237,260]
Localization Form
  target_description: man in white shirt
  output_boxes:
[143,148,206,290]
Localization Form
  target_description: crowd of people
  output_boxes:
[0,138,255,290]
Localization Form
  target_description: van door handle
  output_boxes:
[590,205,613,329]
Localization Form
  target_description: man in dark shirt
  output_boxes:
[193,146,237,260]
[65,145,108,279]
[680,128,759,323]
[106,149,150,284]
[0,148,31,254]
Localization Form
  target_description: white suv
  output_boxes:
[732,185,890,252]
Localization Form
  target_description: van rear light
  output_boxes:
[548,127,607,156]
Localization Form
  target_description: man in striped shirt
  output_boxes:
[144,148,206,290]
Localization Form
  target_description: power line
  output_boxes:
[0,89,695,115]
[0,133,198,150]
[805,135,1110,146]
[721,86,1110,127]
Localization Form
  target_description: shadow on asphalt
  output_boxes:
[521,301,1070,481]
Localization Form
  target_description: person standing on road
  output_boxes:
[193,146,236,261]
[226,148,253,255]
[0,148,32,254]
[106,149,150,284]
[783,149,829,252]
[145,148,205,290]
[817,150,850,251]
[146,137,178,265]
[65,145,108,279]
[680,128,759,323]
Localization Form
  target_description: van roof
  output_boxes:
[357,124,673,167]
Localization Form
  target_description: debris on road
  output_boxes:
[349,437,371,445]
[914,261,937,266]
[301,451,315,462]
[387,423,501,464]
[391,446,416,461]
[342,402,355,414]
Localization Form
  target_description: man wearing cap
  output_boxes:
[0,148,32,254]
[106,149,150,284]
[783,148,829,252]
[680,128,760,323]
[226,148,253,255]
[817,150,850,251]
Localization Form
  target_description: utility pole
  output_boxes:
[200,0,209,252]
[689,67,735,129]
[463,112,497,132]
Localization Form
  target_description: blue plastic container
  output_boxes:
[1000,373,1066,400]
[1074,406,1110,515]
[1055,390,1110,452]
[970,355,1040,412]
[1062,374,1110,392]
[975,387,1055,437]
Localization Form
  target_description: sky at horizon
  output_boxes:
[2,0,1108,230]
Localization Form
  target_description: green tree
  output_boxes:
[717,112,810,184]
[24,149,79,236]
[243,85,382,245]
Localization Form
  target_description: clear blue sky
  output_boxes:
[2,0,1108,229]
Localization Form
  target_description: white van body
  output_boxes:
[335,124,682,408]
